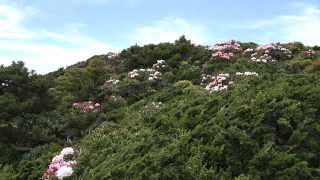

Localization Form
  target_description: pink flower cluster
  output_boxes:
[43,147,76,180]
[201,71,259,93]
[72,101,101,113]
[202,73,231,92]
[246,43,292,63]
[303,49,316,59]
[209,40,242,61]
[128,60,167,81]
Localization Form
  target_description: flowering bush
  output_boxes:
[208,40,242,61]
[303,49,316,59]
[1,82,9,87]
[101,78,120,90]
[246,43,292,63]
[201,73,230,92]
[128,60,167,81]
[140,101,163,117]
[243,48,255,56]
[128,68,162,81]
[201,72,258,93]
[235,71,259,76]
[152,59,167,71]
[105,78,120,85]
[72,101,101,113]
[106,52,119,59]
[43,147,76,180]
[1,79,11,87]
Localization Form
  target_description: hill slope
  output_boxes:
[1,37,320,179]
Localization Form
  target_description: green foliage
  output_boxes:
[2,38,320,179]
[304,60,320,73]
[286,59,312,73]
[283,42,306,55]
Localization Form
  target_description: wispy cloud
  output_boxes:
[0,4,36,40]
[0,3,118,74]
[131,17,210,45]
[241,3,320,45]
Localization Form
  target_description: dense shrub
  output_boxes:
[2,38,320,179]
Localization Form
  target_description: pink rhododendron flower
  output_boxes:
[203,74,230,92]
[303,49,316,59]
[51,154,64,164]
[209,40,242,61]
[72,101,101,112]
[202,72,259,93]
[42,147,77,180]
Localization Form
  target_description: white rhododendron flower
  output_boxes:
[128,60,166,81]
[245,43,292,63]
[56,166,74,180]
[61,147,74,156]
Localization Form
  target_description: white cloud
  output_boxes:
[0,4,118,74]
[131,17,209,45]
[0,4,35,39]
[245,3,320,45]
[0,40,116,74]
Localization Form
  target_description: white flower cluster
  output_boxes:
[1,80,11,87]
[128,69,141,79]
[141,101,163,116]
[235,71,259,76]
[1,82,9,87]
[128,68,161,80]
[128,60,167,81]
[105,78,120,85]
[243,48,254,54]
[150,101,163,109]
[152,59,167,70]
[148,71,161,81]
[107,52,119,59]
[201,73,230,85]
[245,43,292,63]
[202,71,259,93]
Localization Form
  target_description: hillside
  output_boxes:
[1,36,320,179]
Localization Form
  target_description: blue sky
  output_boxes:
[0,0,319,73]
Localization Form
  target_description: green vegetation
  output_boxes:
[1,37,320,179]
